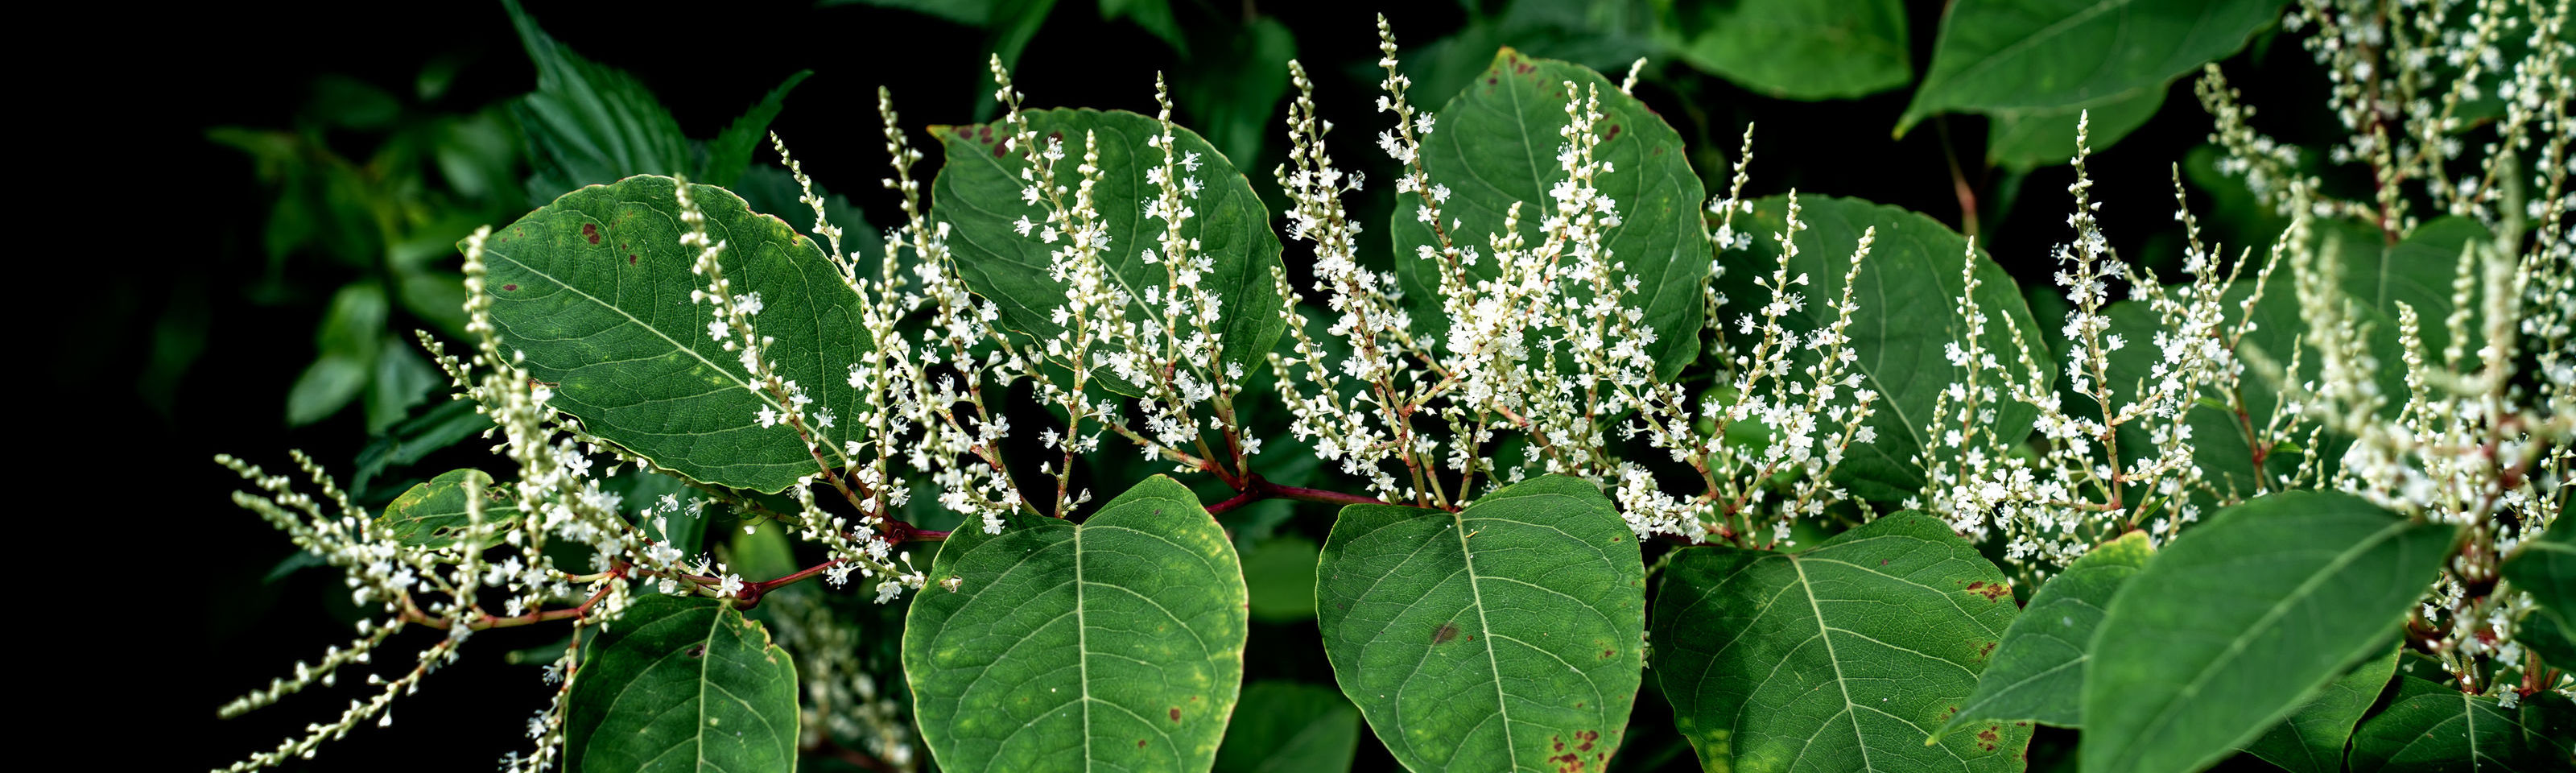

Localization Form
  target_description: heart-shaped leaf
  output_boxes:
[1653,511,2030,772]
[564,594,800,773]
[903,475,1248,772]
[1315,475,1645,773]
[1392,48,1711,380]
[928,108,1289,397]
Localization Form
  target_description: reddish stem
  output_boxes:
[1205,473,1389,515]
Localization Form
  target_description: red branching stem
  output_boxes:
[1205,473,1389,515]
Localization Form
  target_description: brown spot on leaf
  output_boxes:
[956,126,973,138]
[502,284,518,291]
[1970,581,2012,601]
[1975,725,2000,751]
[1137,739,1147,748]
[685,644,706,659]
[1602,649,1615,659]
[1433,622,1459,645]
[581,223,601,244]
[1575,730,1597,752]
[1169,708,1181,722]
[1979,641,1998,658]
[1604,124,1621,142]
[629,254,638,265]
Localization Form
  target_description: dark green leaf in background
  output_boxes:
[1652,512,2030,772]
[1393,48,1709,380]
[1241,533,1320,622]
[506,0,690,200]
[2347,676,2575,772]
[1985,86,2167,172]
[477,175,872,494]
[1315,475,1645,773]
[1901,0,2282,140]
[1663,0,1911,101]
[702,70,813,188]
[287,281,391,426]
[1938,530,2153,737]
[903,475,1247,773]
[930,108,1289,397]
[2082,490,2459,773]
[2504,511,2573,618]
[1213,681,1359,773]
[564,594,800,773]
[1719,195,2053,502]
[2244,645,2400,773]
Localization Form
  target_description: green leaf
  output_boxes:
[903,475,1247,772]
[2504,512,2573,618]
[1213,681,1360,773]
[1315,475,1645,773]
[475,174,872,494]
[1717,195,2054,502]
[1938,530,2153,737]
[928,108,1288,397]
[1665,0,1911,100]
[1172,18,1295,170]
[1393,48,1710,380]
[1900,0,2281,135]
[564,594,800,773]
[2244,645,2400,773]
[2081,490,2460,773]
[1652,512,2030,772]
[287,354,371,427]
[365,337,442,433]
[353,399,494,498]
[700,70,811,188]
[2347,676,2574,772]
[1985,85,2166,172]
[377,469,518,549]
[1241,533,1320,622]
[504,0,690,200]
[289,281,394,425]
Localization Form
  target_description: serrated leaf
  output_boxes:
[2347,676,2574,772]
[1315,475,1645,773]
[928,108,1288,398]
[1652,512,2030,772]
[1665,0,1911,100]
[700,70,811,189]
[1718,195,2054,502]
[903,475,1248,772]
[1938,530,2153,737]
[1900,0,2281,134]
[377,469,518,549]
[564,594,799,773]
[1393,48,1710,380]
[2082,490,2460,773]
[2244,644,2400,773]
[504,0,690,201]
[1213,681,1359,773]
[475,174,871,494]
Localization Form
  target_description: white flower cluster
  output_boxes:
[1265,16,1876,544]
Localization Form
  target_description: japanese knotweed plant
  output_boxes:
[216,6,2572,773]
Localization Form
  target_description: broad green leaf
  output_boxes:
[1172,18,1294,169]
[1665,0,1911,100]
[1213,681,1359,773]
[2348,676,2574,772]
[377,469,517,549]
[1986,86,2166,172]
[1652,512,2030,772]
[1900,0,2281,134]
[476,174,871,494]
[353,399,495,498]
[1393,48,1710,381]
[2244,645,2400,773]
[364,337,441,433]
[731,163,884,272]
[288,281,392,425]
[2503,511,2573,617]
[700,70,811,188]
[1938,530,2153,737]
[504,0,689,200]
[1315,475,1645,773]
[1718,195,2054,502]
[564,594,799,773]
[2081,490,2460,773]
[1241,533,1320,622]
[929,108,1288,397]
[903,475,1247,772]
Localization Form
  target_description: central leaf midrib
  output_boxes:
[486,246,787,417]
[1452,510,1520,771]
[1789,555,1880,772]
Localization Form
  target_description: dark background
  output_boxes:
[80,0,2335,769]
